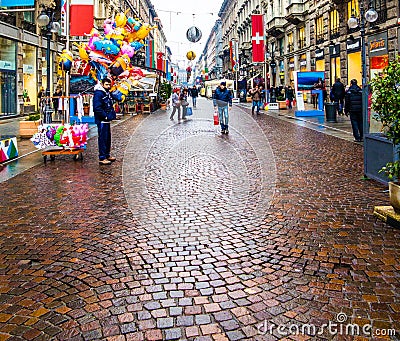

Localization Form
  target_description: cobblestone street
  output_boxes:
[0,97,399,340]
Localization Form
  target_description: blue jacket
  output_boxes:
[93,83,116,124]
[213,86,233,107]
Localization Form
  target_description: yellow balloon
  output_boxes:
[186,51,196,60]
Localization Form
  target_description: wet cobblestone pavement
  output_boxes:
[0,97,399,340]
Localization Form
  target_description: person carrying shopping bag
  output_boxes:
[170,88,182,121]
[213,81,233,134]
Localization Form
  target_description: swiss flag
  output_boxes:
[70,0,94,36]
[251,14,265,63]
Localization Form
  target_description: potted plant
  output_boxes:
[277,92,286,109]
[159,81,172,110]
[371,57,400,212]
[19,113,42,138]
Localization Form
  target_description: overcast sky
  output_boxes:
[150,0,224,67]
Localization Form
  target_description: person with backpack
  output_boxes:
[344,79,363,142]
[331,78,346,115]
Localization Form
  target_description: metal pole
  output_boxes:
[44,29,52,124]
[360,0,368,175]
[65,0,70,123]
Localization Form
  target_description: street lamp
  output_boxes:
[38,6,60,123]
[347,0,377,174]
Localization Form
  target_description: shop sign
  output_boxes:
[315,48,324,60]
[346,38,361,53]
[0,60,15,70]
[0,0,34,6]
[368,32,388,57]
[23,64,34,74]
[299,60,307,66]
[289,63,295,68]
[329,43,340,57]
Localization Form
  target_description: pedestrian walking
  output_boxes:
[189,85,198,108]
[285,85,294,109]
[93,77,117,165]
[330,77,346,115]
[269,86,277,103]
[213,81,233,134]
[344,79,363,142]
[249,85,262,115]
[180,88,189,119]
[169,88,182,121]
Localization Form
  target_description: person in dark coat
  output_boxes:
[344,79,363,142]
[189,85,199,108]
[285,85,294,109]
[213,81,233,134]
[93,77,117,165]
[331,78,346,115]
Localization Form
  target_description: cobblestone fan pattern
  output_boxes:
[0,100,399,341]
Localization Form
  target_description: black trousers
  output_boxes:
[97,122,111,161]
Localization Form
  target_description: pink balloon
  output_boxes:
[120,42,134,57]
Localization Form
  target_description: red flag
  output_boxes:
[70,0,94,36]
[251,14,265,63]
[156,52,164,71]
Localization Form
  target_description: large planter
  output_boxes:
[364,133,398,185]
[160,103,167,110]
[278,100,287,109]
[389,182,400,213]
[19,120,41,138]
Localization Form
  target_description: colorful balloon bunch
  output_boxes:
[31,124,89,149]
[64,10,157,102]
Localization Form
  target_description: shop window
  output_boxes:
[300,54,307,72]
[315,16,324,45]
[330,57,340,86]
[316,59,325,71]
[0,38,16,116]
[329,10,339,40]
[347,52,361,86]
[22,44,37,110]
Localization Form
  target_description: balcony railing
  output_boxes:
[316,33,324,45]
[298,38,306,49]
[375,9,387,25]
[22,21,36,34]
[266,16,286,37]
[287,43,294,53]
[0,13,16,26]
[330,27,340,40]
[285,1,306,25]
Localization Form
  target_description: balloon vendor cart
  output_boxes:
[30,122,89,164]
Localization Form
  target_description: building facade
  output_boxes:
[0,0,64,117]
[0,0,168,119]
[214,0,400,95]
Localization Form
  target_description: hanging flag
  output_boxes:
[230,39,239,72]
[156,52,164,71]
[70,0,94,36]
[60,0,67,37]
[251,14,265,63]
